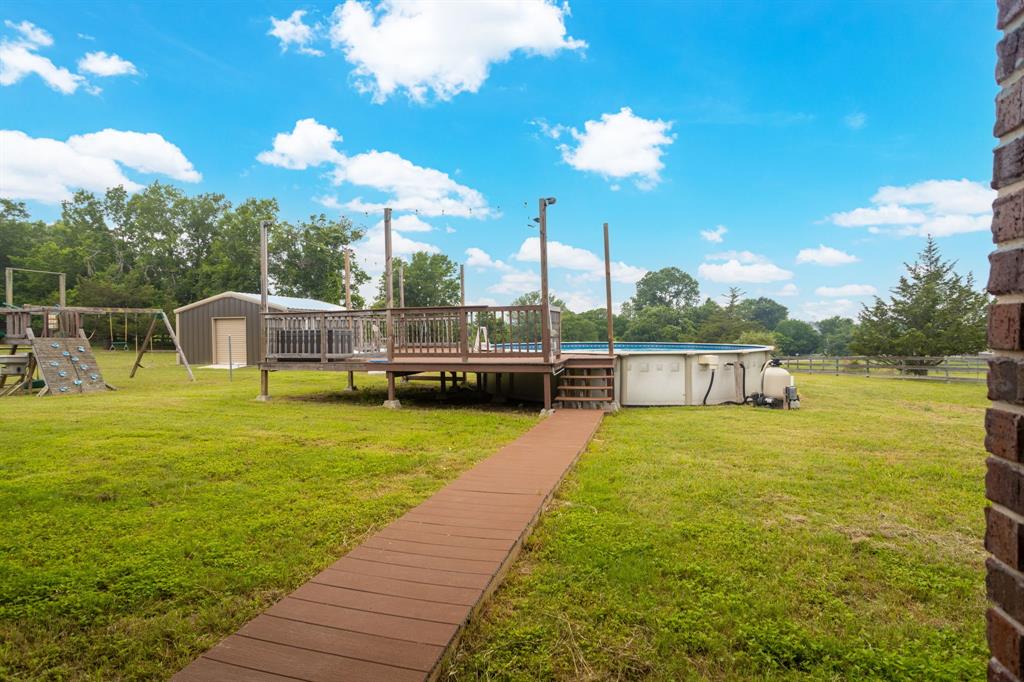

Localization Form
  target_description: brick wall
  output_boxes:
[988,3,1024,681]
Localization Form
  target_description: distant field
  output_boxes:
[0,352,536,679]
[449,375,988,681]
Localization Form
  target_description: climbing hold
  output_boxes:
[62,351,70,357]
[79,364,89,371]
[49,361,59,367]
[71,356,79,362]
[58,370,67,378]
[59,386,69,393]
[73,379,83,386]
[89,373,99,381]
[50,342,59,348]
[77,346,85,353]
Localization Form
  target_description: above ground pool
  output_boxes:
[561,342,767,354]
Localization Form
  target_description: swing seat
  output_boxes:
[110,341,129,351]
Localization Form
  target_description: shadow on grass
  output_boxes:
[284,383,543,413]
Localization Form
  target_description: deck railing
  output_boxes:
[262,305,562,362]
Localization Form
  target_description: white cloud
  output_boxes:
[328,0,585,103]
[351,216,440,290]
[829,203,926,227]
[557,107,674,190]
[698,251,792,283]
[390,214,433,232]
[705,250,768,264]
[844,112,866,130]
[700,225,727,243]
[776,283,799,297]
[533,118,568,140]
[513,236,646,283]
[314,194,343,210]
[795,244,858,266]
[257,118,493,219]
[257,118,345,169]
[466,247,513,271]
[827,179,995,238]
[490,269,540,295]
[0,129,200,203]
[802,299,857,322]
[268,9,324,56]
[77,51,137,76]
[66,130,201,182]
[5,20,52,47]
[815,284,877,297]
[0,40,83,93]
[337,151,491,218]
[872,179,994,215]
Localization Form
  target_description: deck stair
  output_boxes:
[556,356,615,409]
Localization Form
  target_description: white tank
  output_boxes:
[763,364,791,400]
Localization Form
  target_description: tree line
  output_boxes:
[1,182,989,356]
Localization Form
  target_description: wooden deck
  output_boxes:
[173,409,604,681]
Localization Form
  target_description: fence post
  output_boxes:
[228,335,233,381]
[460,309,469,361]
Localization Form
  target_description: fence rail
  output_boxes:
[263,305,562,362]
[775,354,989,383]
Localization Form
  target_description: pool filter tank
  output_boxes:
[753,359,800,409]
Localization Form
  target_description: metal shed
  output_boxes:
[173,292,343,366]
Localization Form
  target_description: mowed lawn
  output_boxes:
[449,376,988,681]
[0,351,536,680]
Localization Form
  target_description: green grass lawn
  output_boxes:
[0,351,537,680]
[448,375,988,681]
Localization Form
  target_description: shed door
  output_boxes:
[213,317,247,366]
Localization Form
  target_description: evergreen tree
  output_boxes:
[850,237,988,357]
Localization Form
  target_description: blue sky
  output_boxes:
[0,1,1000,318]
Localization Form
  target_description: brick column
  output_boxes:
[987,3,1024,681]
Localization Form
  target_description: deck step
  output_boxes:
[558,384,613,391]
[556,396,612,402]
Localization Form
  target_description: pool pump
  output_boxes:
[750,359,800,409]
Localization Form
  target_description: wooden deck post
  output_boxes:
[399,264,405,308]
[460,264,465,306]
[542,372,553,413]
[539,197,555,363]
[383,371,400,409]
[343,249,356,391]
[384,208,395,362]
[604,222,615,356]
[257,219,271,401]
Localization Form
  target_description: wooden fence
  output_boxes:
[775,355,989,383]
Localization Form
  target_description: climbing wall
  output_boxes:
[31,337,107,395]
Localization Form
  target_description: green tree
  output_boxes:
[626,267,700,313]
[198,198,280,298]
[850,237,988,356]
[562,308,611,342]
[735,329,779,347]
[622,306,695,342]
[774,319,823,355]
[736,296,788,331]
[816,316,856,356]
[375,251,459,308]
[274,214,366,306]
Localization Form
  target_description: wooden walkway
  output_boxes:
[174,410,604,682]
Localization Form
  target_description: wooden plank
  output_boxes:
[175,410,604,681]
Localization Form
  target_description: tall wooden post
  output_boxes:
[344,249,352,309]
[460,264,465,306]
[258,219,270,401]
[344,248,355,391]
[603,223,615,356]
[384,208,395,361]
[399,264,405,308]
[58,273,66,307]
[4,268,12,306]
[539,197,555,363]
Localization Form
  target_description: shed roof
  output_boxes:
[173,291,345,314]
